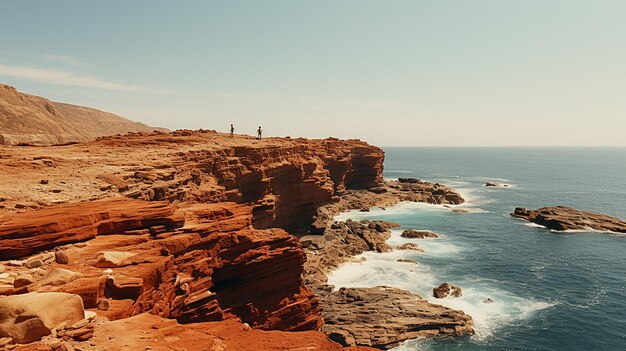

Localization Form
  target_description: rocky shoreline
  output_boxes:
[0,131,472,350]
[301,178,475,349]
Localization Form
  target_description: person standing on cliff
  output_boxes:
[230,124,234,137]
[257,126,262,140]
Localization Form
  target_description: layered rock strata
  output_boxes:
[511,206,626,233]
[0,199,321,335]
[0,130,383,235]
[1,197,376,350]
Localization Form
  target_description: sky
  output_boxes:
[1,1,625,146]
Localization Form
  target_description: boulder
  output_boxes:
[55,250,70,264]
[401,229,438,239]
[25,258,44,269]
[433,283,462,298]
[0,292,85,344]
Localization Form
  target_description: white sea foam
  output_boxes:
[329,256,555,341]
[329,198,554,344]
[518,220,623,235]
[553,228,624,235]
[522,222,548,229]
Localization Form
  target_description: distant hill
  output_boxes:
[0,84,167,145]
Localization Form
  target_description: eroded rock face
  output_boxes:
[0,199,322,337]
[322,287,474,349]
[0,292,85,343]
[0,198,184,259]
[511,206,626,233]
[0,131,384,236]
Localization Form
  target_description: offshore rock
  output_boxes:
[511,206,626,233]
[401,229,439,239]
[433,283,463,298]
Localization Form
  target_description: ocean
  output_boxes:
[327,147,626,351]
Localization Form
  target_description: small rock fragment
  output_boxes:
[55,250,70,264]
[26,258,44,269]
[97,299,110,311]
[8,260,25,267]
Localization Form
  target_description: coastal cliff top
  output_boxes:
[0,130,383,218]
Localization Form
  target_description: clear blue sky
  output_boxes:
[1,1,625,146]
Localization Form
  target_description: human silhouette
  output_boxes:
[257,126,262,140]
[230,124,234,137]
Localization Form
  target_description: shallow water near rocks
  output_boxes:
[327,147,626,351]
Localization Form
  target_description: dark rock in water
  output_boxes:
[396,243,423,252]
[511,206,626,233]
[483,298,494,304]
[397,259,417,264]
[485,182,509,188]
[401,229,438,239]
[398,178,420,184]
[433,283,462,298]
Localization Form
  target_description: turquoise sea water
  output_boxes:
[327,147,626,351]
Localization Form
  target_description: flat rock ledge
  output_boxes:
[321,286,474,349]
[511,206,626,233]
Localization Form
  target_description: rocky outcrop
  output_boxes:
[310,179,464,234]
[401,229,439,239]
[433,283,463,298]
[396,243,424,252]
[511,206,626,233]
[322,287,474,349]
[0,84,166,145]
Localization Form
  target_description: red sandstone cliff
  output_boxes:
[0,130,385,234]
[0,131,383,350]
